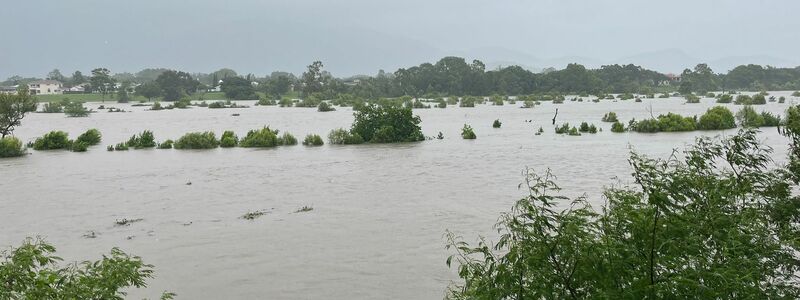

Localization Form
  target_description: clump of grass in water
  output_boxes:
[241,210,269,220]
[115,218,143,226]
[295,206,314,213]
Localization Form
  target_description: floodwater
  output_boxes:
[1,92,797,299]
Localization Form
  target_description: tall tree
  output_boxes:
[47,69,65,82]
[154,70,200,101]
[0,86,37,138]
[70,71,86,86]
[134,81,162,101]
[89,68,115,102]
[301,61,324,95]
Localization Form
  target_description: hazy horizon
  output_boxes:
[1,0,798,79]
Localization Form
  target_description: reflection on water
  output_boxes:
[1,93,796,299]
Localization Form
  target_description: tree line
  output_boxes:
[3,58,800,102]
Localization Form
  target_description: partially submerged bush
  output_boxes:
[492,119,502,128]
[302,134,324,146]
[240,127,279,148]
[684,94,700,103]
[328,128,364,145]
[220,131,238,148]
[351,105,424,143]
[610,121,625,133]
[64,102,90,117]
[578,122,597,134]
[717,94,733,103]
[736,105,782,128]
[75,129,102,146]
[157,139,174,149]
[629,113,696,133]
[317,101,335,112]
[279,132,298,145]
[150,101,163,111]
[114,143,129,151]
[601,112,618,122]
[0,136,25,157]
[697,106,736,130]
[174,131,219,149]
[461,124,476,139]
[32,131,70,150]
[126,130,157,149]
[40,102,64,113]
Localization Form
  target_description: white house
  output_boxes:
[0,85,18,95]
[28,80,63,95]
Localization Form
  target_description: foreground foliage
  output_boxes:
[0,238,170,299]
[446,124,800,299]
[0,87,37,138]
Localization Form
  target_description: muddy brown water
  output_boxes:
[1,92,796,299]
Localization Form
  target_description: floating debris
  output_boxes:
[294,206,314,213]
[186,181,192,185]
[182,221,193,226]
[232,113,240,117]
[115,218,144,226]
[82,231,98,238]
[241,209,270,220]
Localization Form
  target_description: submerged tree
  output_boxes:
[446,110,800,298]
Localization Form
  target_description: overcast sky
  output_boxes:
[1,0,798,79]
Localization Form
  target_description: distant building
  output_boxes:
[0,85,18,95]
[28,80,63,95]
[65,84,87,93]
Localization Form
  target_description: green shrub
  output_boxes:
[114,143,129,151]
[208,101,226,109]
[752,94,767,105]
[75,129,102,146]
[64,102,90,117]
[578,122,597,133]
[328,128,364,144]
[685,94,700,103]
[554,123,568,134]
[567,126,581,136]
[734,94,753,105]
[41,102,63,113]
[157,140,173,149]
[70,141,88,152]
[32,131,70,150]
[437,100,447,108]
[106,145,113,151]
[628,118,660,133]
[602,112,618,122]
[279,132,298,145]
[302,134,324,146]
[150,101,163,110]
[492,119,502,128]
[736,106,763,127]
[0,238,165,299]
[611,121,625,133]
[240,127,279,148]
[257,98,276,106]
[220,131,238,147]
[0,136,25,157]
[459,97,475,107]
[174,132,219,149]
[792,91,800,97]
[717,94,733,103]
[317,101,335,112]
[656,113,696,132]
[779,96,786,103]
[522,100,535,108]
[126,130,156,149]
[461,124,476,139]
[761,112,782,127]
[445,130,800,300]
[351,105,423,143]
[697,106,736,130]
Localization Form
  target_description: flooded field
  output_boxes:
[1,92,797,299]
